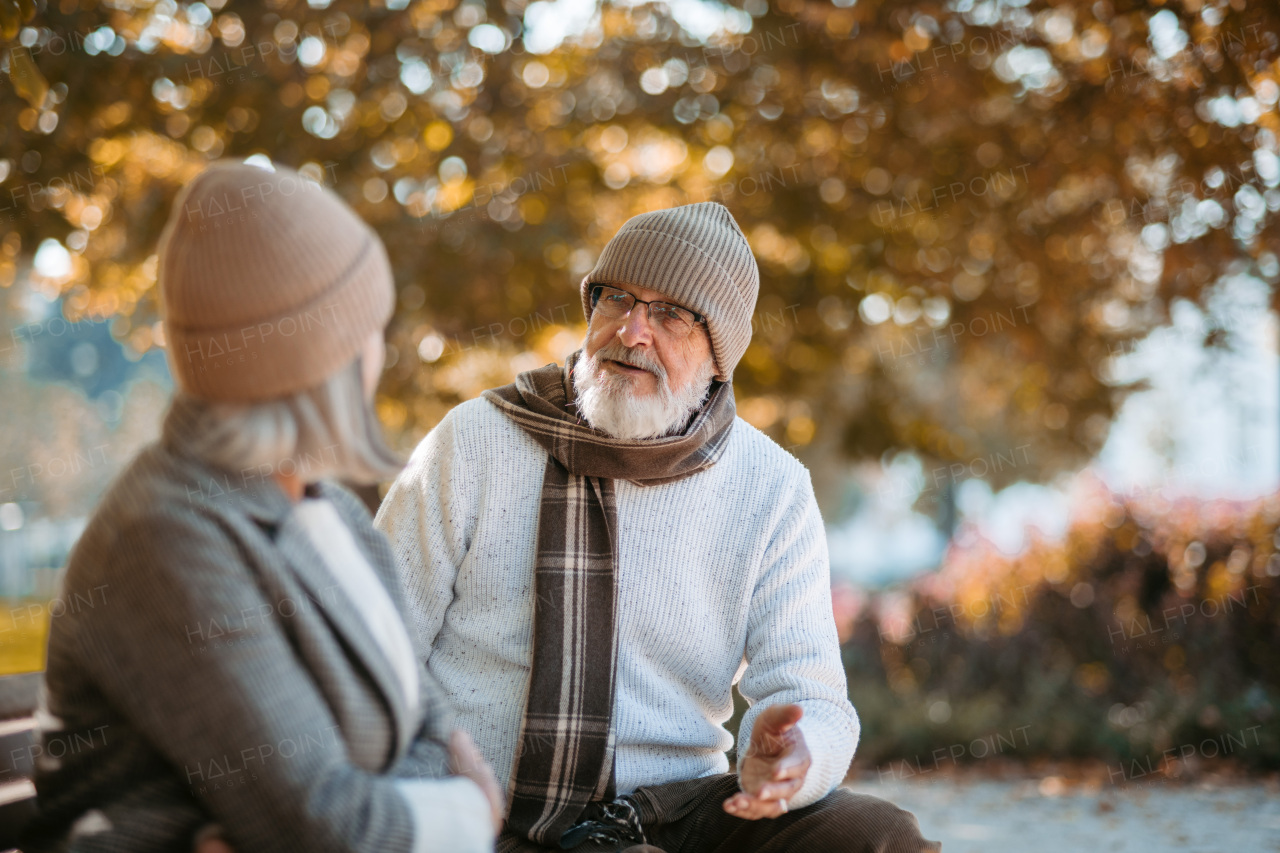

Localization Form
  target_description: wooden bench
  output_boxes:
[0,674,40,852]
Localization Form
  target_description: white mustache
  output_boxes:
[596,343,667,382]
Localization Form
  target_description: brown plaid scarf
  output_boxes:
[481,352,736,846]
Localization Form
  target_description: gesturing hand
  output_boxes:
[448,729,506,835]
[723,703,811,821]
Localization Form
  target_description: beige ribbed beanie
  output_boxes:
[580,202,759,380]
[158,161,394,402]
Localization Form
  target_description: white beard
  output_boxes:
[574,344,715,440]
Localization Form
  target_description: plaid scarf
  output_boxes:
[481,352,737,846]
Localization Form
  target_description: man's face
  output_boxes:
[575,282,717,440]
[582,282,715,397]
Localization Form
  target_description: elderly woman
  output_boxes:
[23,163,501,853]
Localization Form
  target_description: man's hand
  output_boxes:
[723,703,811,820]
[449,728,505,834]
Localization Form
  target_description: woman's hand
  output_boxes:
[448,729,505,834]
[189,733,506,851]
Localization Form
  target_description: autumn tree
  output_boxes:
[2,0,1277,504]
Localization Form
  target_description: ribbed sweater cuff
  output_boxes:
[790,707,854,810]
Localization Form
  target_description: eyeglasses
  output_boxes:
[589,284,705,338]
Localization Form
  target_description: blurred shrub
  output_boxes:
[0,599,51,675]
[839,476,1279,773]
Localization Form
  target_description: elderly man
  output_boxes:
[377,203,938,852]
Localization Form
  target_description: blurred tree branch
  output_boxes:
[1,0,1276,489]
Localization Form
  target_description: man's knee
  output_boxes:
[814,791,940,853]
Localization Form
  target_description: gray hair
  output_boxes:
[169,356,401,487]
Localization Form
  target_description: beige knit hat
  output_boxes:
[158,161,394,402]
[580,202,759,380]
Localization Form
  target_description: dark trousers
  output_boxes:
[498,774,941,853]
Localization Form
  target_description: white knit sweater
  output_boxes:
[375,395,859,812]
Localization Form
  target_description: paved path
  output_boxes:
[844,775,1280,852]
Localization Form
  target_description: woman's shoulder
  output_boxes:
[66,442,264,583]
